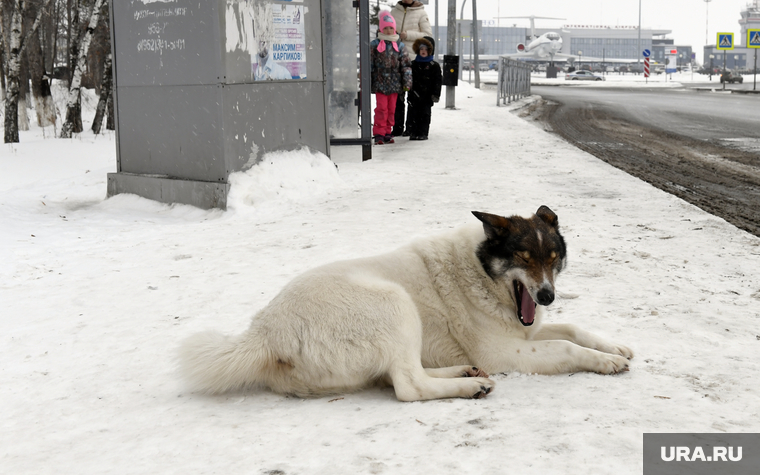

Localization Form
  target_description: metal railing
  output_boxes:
[496,57,532,106]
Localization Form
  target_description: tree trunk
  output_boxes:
[42,0,56,73]
[91,51,110,134]
[61,0,105,138]
[1,35,7,99]
[106,84,114,130]
[4,0,24,144]
[18,39,30,132]
[3,0,55,142]
[66,0,73,85]
[26,0,56,127]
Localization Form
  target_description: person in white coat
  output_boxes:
[390,0,432,137]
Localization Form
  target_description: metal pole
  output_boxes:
[704,0,712,47]
[458,0,467,80]
[445,0,456,109]
[359,0,372,161]
[723,49,726,90]
[637,0,641,68]
[435,0,439,61]
[473,0,480,88]
[755,49,757,91]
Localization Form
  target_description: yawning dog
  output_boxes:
[179,206,633,401]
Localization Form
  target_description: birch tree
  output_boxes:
[25,0,56,127]
[3,0,54,143]
[4,0,25,143]
[60,0,105,138]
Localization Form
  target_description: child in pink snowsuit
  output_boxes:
[370,12,412,145]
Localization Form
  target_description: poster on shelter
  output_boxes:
[252,3,306,80]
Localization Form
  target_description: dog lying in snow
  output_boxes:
[179,206,633,401]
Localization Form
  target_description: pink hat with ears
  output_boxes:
[379,11,396,34]
[377,11,399,52]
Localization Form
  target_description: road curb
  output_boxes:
[692,87,760,94]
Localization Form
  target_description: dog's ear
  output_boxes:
[472,211,512,239]
[536,205,559,230]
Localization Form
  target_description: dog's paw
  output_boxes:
[612,344,634,360]
[594,353,630,375]
[596,341,634,360]
[462,366,490,378]
[467,377,495,399]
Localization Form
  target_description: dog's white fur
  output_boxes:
[179,223,632,401]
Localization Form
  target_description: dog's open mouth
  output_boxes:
[514,280,536,326]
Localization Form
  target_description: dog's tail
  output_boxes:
[178,329,272,394]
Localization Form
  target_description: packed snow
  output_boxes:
[2,77,759,474]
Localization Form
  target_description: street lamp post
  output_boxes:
[578,51,583,70]
[637,0,642,68]
[445,0,456,109]
[703,0,712,47]
[458,0,467,81]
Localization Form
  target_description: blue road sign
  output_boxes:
[643,49,651,57]
[749,29,760,48]
[717,32,734,50]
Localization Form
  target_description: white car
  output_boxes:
[565,70,605,81]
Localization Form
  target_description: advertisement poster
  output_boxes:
[252,3,306,80]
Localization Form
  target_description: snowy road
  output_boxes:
[532,85,760,147]
[525,86,760,236]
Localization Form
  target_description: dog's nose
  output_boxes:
[536,287,554,306]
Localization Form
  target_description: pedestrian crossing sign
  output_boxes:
[717,32,734,50]
[748,29,760,49]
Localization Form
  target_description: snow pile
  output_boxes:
[227,147,346,215]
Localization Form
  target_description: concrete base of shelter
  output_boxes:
[107,173,230,210]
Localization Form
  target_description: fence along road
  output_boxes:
[497,57,532,106]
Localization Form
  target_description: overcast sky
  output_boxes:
[385,0,756,58]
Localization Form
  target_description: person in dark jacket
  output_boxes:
[390,0,433,137]
[406,37,441,141]
[370,12,412,145]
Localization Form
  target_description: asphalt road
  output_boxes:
[534,84,760,144]
[523,84,760,236]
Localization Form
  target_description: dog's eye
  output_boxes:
[515,251,530,262]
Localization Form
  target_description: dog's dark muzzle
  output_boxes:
[536,287,555,306]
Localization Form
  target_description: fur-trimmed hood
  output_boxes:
[412,37,434,55]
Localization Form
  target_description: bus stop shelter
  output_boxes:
[107,0,370,209]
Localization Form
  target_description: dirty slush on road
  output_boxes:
[517,99,760,237]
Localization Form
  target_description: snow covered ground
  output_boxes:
[2,79,760,474]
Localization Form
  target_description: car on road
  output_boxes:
[565,70,605,81]
[720,71,744,84]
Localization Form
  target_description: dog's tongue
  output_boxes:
[521,286,536,324]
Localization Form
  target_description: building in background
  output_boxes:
[433,23,678,66]
[652,38,694,70]
[703,0,760,71]
[552,25,670,62]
